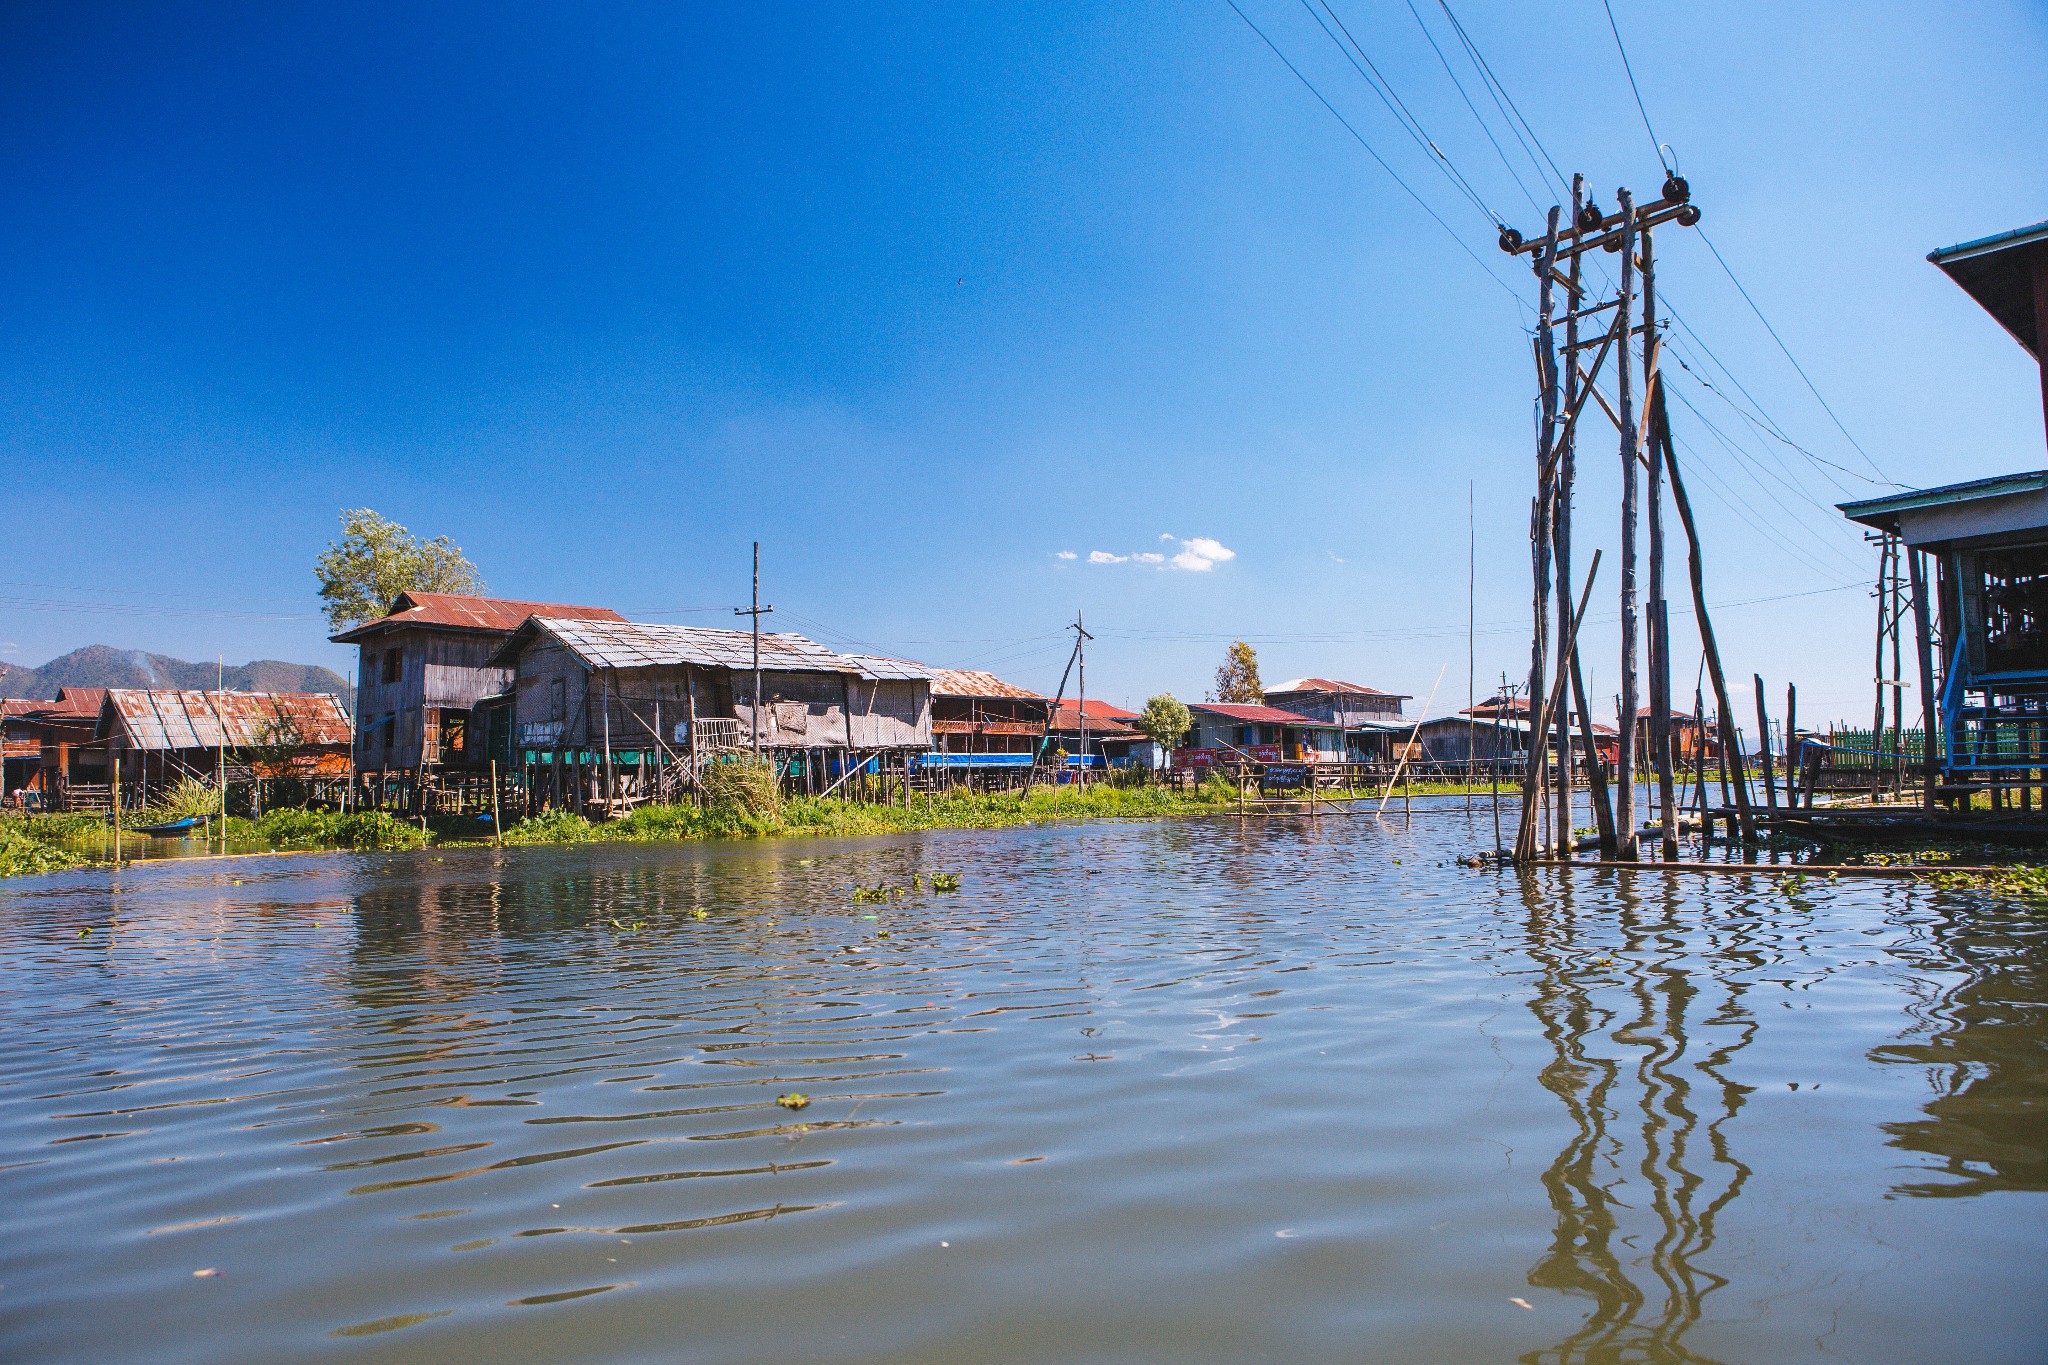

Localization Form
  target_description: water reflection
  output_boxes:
[1875,894,2048,1197]
[1517,870,1766,1365]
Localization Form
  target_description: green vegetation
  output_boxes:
[254,808,427,851]
[1136,693,1193,749]
[138,777,221,823]
[1213,641,1263,703]
[0,823,87,877]
[315,507,484,631]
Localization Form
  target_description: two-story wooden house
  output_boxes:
[331,591,624,777]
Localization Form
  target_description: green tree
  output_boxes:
[1136,693,1193,749]
[1213,641,1263,703]
[315,509,485,630]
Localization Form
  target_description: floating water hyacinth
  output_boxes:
[929,873,962,891]
[776,1093,810,1111]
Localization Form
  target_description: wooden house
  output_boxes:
[1836,221,2048,793]
[1265,677,1412,762]
[1045,699,1150,769]
[897,665,1047,771]
[96,689,354,792]
[1418,696,1618,769]
[331,591,624,777]
[1,689,104,809]
[1174,702,1342,768]
[488,617,932,808]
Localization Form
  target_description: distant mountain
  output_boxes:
[0,646,355,710]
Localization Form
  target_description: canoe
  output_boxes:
[133,816,203,837]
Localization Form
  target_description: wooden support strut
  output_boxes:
[1515,551,1602,862]
[1908,548,1940,810]
[1655,381,1755,841]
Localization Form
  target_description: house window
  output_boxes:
[439,710,467,762]
[382,648,402,684]
[381,712,394,751]
[550,678,565,723]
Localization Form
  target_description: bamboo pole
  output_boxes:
[1515,551,1602,861]
[1569,646,1618,856]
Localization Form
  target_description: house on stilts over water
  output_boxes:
[487,616,932,813]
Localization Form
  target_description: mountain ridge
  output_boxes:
[0,646,354,710]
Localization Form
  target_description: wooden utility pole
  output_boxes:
[1754,675,1778,810]
[734,541,773,756]
[1553,176,1585,856]
[1522,207,1561,853]
[1643,226,1678,860]
[1073,610,1093,788]
[1614,186,1641,859]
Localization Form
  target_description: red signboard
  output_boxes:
[1247,743,1284,762]
[1173,747,1218,769]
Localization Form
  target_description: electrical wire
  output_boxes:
[1301,0,1505,230]
[1222,0,1522,301]
[1600,0,1673,176]
[1399,0,1546,216]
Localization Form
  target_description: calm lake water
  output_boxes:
[2,804,2044,1363]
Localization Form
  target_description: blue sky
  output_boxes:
[3,1,2044,724]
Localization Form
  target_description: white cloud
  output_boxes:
[1167,536,1236,572]
[1070,536,1237,572]
[1328,551,1347,564]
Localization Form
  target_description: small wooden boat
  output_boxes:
[133,816,203,837]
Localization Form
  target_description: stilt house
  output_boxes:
[1264,677,1411,762]
[331,591,625,777]
[95,689,354,792]
[909,666,1048,769]
[488,617,932,806]
[1836,220,2048,787]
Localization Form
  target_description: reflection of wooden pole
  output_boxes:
[1909,549,1940,810]
[1516,552,1602,862]
[1656,392,1753,840]
[490,758,502,845]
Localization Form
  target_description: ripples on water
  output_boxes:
[1,806,2043,1363]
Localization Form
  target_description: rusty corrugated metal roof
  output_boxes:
[1047,704,1140,737]
[837,654,937,683]
[1267,677,1410,699]
[101,690,353,750]
[331,591,624,642]
[905,664,1042,699]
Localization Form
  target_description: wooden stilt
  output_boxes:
[1908,549,1940,810]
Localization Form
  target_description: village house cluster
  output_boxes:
[5,589,1589,815]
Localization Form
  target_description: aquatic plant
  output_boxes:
[929,873,962,891]
[256,808,426,851]
[776,1093,810,1110]
[0,827,84,877]
[139,777,222,823]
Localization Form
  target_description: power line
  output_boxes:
[1222,0,1522,301]
[1431,0,1569,198]
[1301,0,1505,229]
[1695,228,1897,487]
[1600,0,1673,175]
[1399,0,1546,216]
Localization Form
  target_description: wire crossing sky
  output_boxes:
[1,0,2043,723]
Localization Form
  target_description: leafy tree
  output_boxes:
[1213,641,1263,703]
[1136,693,1192,749]
[315,509,484,630]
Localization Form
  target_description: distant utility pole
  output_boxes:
[1073,610,1093,787]
[734,541,774,755]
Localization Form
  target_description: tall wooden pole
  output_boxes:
[752,542,762,755]
[1871,535,1889,788]
[1075,610,1089,788]
[1554,178,1584,853]
[1754,675,1778,811]
[1614,187,1641,859]
[1643,225,1677,860]
[1909,548,1940,810]
[1523,206,1561,852]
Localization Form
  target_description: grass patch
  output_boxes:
[256,808,427,851]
